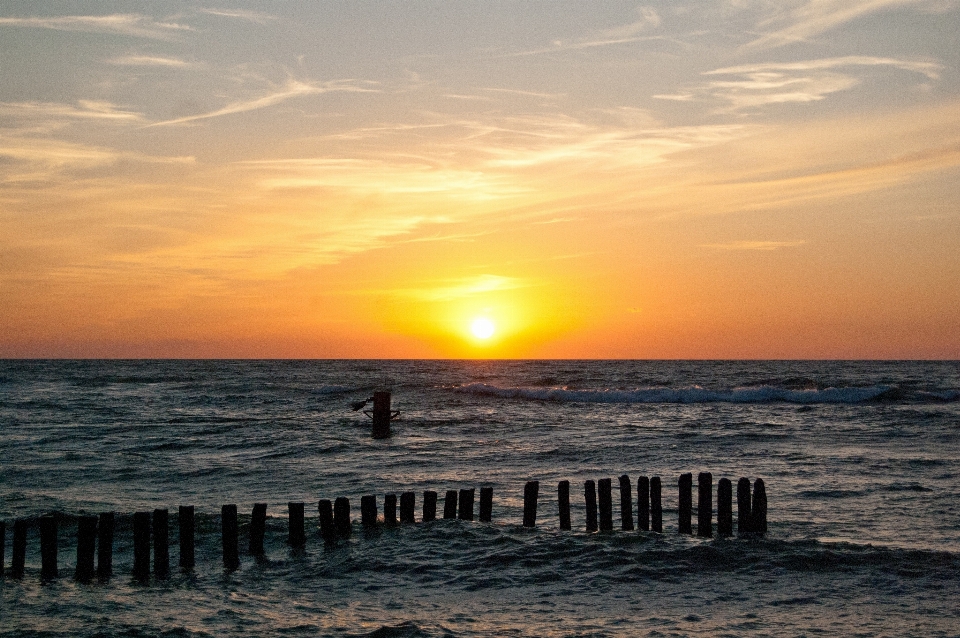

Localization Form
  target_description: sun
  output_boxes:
[470,317,496,340]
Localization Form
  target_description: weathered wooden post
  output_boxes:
[178,506,194,569]
[334,497,351,538]
[400,492,416,523]
[637,476,650,532]
[39,515,57,581]
[318,499,337,541]
[97,512,114,578]
[249,503,267,556]
[584,480,598,532]
[0,521,5,577]
[557,480,571,530]
[752,478,767,536]
[153,509,169,578]
[133,511,151,580]
[737,478,753,536]
[361,495,378,528]
[651,477,662,533]
[75,515,97,582]
[522,481,539,527]
[717,478,733,537]
[619,475,634,531]
[383,494,398,527]
[598,478,613,531]
[371,391,393,439]
[288,502,305,548]
[697,472,713,538]
[222,504,239,570]
[443,490,458,519]
[678,473,693,534]
[423,490,438,522]
[479,486,493,522]
[12,519,27,579]
[458,488,475,521]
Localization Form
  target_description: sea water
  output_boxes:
[1,360,958,637]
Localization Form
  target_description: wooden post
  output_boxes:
[717,478,733,537]
[97,512,114,578]
[133,511,151,580]
[557,480,571,530]
[637,476,650,532]
[372,391,392,439]
[288,502,305,548]
[697,472,713,538]
[458,488,475,521]
[222,504,239,570]
[737,478,753,536]
[678,473,693,534]
[39,515,57,581]
[651,477,662,533]
[153,508,169,578]
[334,497,351,538]
[249,503,267,556]
[479,486,493,522]
[75,515,97,582]
[361,495,378,528]
[584,480,598,532]
[178,506,194,569]
[318,499,337,541]
[0,521,4,578]
[619,475,634,531]
[752,478,767,536]
[522,481,539,527]
[443,490,458,519]
[12,519,27,579]
[400,492,416,523]
[598,478,613,532]
[383,494,398,527]
[422,491,438,522]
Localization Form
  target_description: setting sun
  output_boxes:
[470,317,496,340]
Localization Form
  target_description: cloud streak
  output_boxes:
[700,240,807,250]
[0,14,191,39]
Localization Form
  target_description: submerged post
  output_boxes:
[249,503,267,556]
[522,481,539,528]
[12,519,27,579]
[479,486,493,522]
[318,499,337,541]
[222,504,239,570]
[443,490,458,519]
[557,480,571,530]
[717,478,733,537]
[383,494,398,526]
[584,480,598,532]
[422,490,438,522]
[598,478,613,531]
[637,476,650,532]
[737,478,753,536]
[153,508,169,578]
[651,476,662,533]
[372,391,393,439]
[361,495,378,528]
[97,512,114,578]
[458,488,475,521]
[178,506,195,569]
[619,475,634,531]
[697,472,713,538]
[400,492,416,523]
[334,497,351,538]
[752,478,767,536]
[133,511,151,580]
[288,502,305,548]
[678,473,693,534]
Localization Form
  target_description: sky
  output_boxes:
[1,1,958,359]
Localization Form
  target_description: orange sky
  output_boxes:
[1,3,959,358]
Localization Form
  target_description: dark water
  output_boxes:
[1,360,959,637]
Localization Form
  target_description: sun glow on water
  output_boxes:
[470,317,495,340]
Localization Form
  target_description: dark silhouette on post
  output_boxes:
[443,490,458,519]
[133,511,151,580]
[678,473,693,534]
[75,516,98,582]
[361,495,378,528]
[557,480,571,530]
[400,492,416,523]
[717,478,733,537]
[752,478,767,536]
[383,494,398,526]
[458,488,475,521]
[479,486,493,522]
[737,478,753,536]
[222,504,239,570]
[370,391,399,439]
[153,508,169,578]
[637,476,650,531]
[522,481,539,528]
[651,477,662,533]
[598,478,613,531]
[249,503,267,556]
[422,490,438,522]
[697,472,713,538]
[334,497,351,538]
[288,502,305,548]
[619,475,634,531]
[584,480,598,532]
[178,506,194,569]
[97,512,114,578]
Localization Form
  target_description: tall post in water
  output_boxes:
[97,512,114,578]
[637,476,650,532]
[619,475,634,531]
[479,486,493,522]
[557,480,571,530]
[222,504,239,570]
[0,521,5,577]
[383,494,398,527]
[361,495,378,528]
[334,497,351,538]
[584,480,598,532]
[318,499,337,541]
[400,492,416,523]
[697,472,713,538]
[598,478,613,531]
[39,515,58,581]
[737,478,753,536]
[178,506,195,569]
[133,511,151,580]
[752,478,767,536]
[422,491,438,522]
[153,508,169,578]
[678,473,693,534]
[443,490,458,519]
[249,503,267,556]
[717,478,733,537]
[458,488,475,521]
[12,519,27,579]
[522,481,539,528]
[651,477,663,533]
[288,502,305,548]
[371,391,393,439]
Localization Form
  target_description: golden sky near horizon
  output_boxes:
[1,1,959,358]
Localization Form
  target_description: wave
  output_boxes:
[453,383,959,404]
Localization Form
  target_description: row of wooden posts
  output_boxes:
[0,473,766,582]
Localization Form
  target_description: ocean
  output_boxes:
[1,359,959,637]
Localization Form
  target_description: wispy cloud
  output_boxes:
[700,240,807,250]
[0,14,192,40]
[390,275,529,301]
[0,100,143,122]
[198,8,277,23]
[506,6,664,57]
[108,55,191,68]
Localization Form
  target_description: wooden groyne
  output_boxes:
[0,474,766,582]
